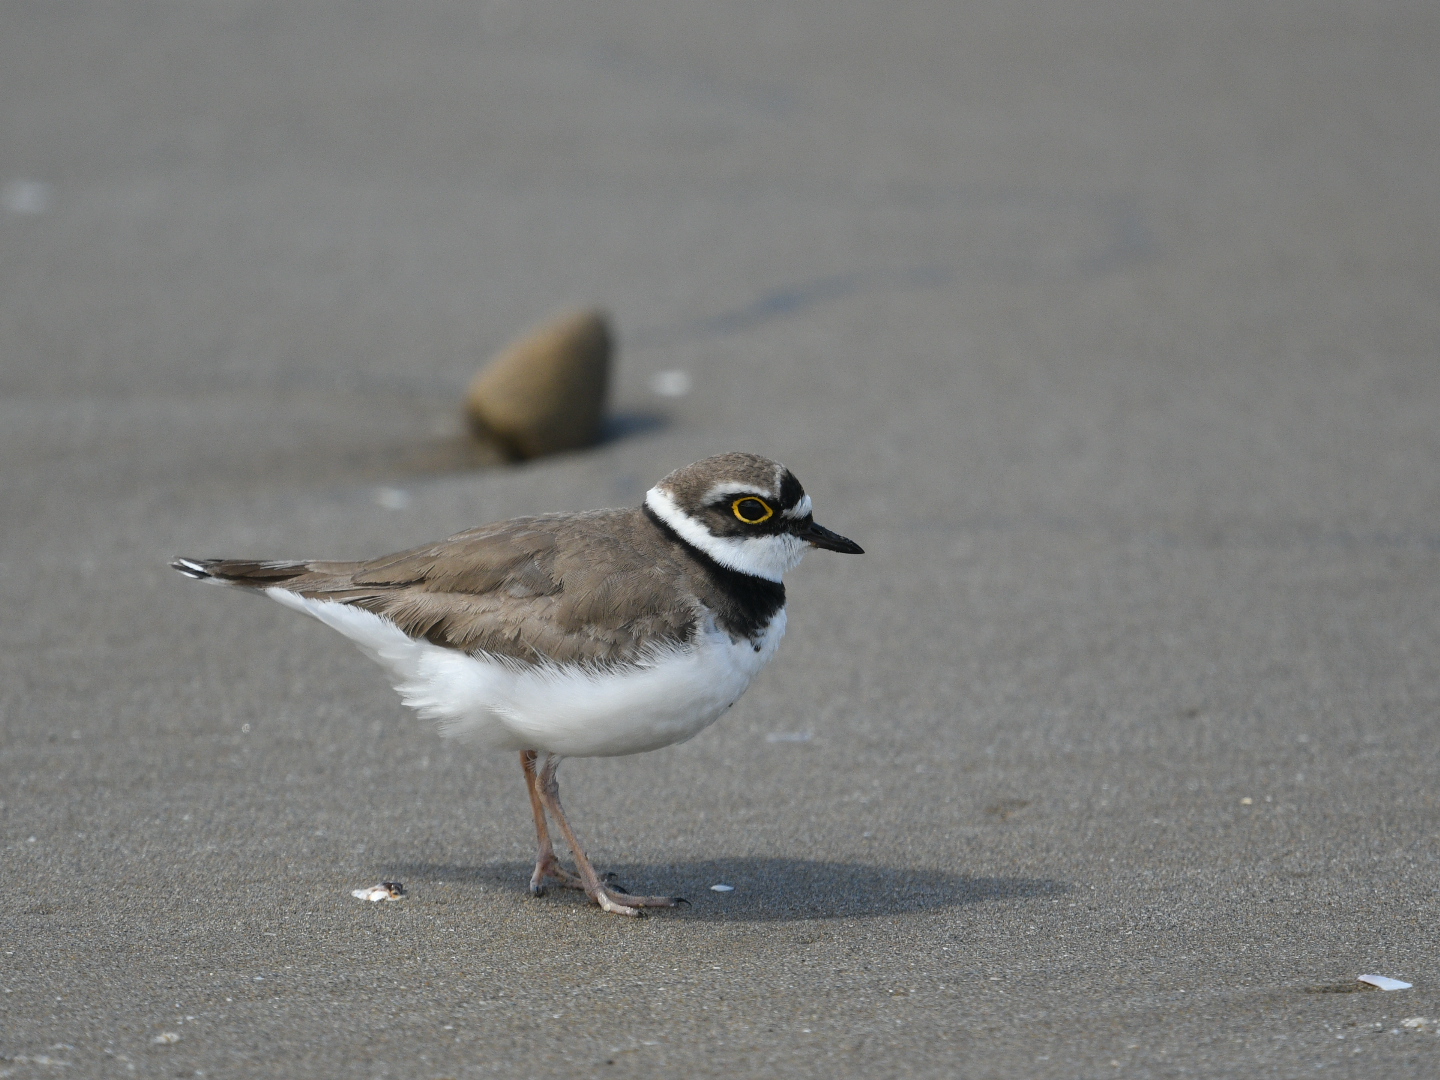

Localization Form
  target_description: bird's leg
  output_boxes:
[521,750,583,894]
[533,754,684,916]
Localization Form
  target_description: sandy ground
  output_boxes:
[3,1,1439,1076]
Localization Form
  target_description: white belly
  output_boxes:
[266,589,786,757]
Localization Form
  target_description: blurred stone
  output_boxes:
[465,308,612,460]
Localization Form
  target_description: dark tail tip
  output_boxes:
[171,557,215,580]
[171,557,309,587]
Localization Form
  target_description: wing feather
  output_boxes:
[175,510,698,667]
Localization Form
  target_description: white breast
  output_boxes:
[266,589,786,758]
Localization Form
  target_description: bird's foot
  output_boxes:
[529,854,585,896]
[589,885,688,915]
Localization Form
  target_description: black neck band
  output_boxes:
[642,502,786,641]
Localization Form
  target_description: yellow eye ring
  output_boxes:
[732,497,774,524]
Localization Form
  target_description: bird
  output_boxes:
[172,452,863,916]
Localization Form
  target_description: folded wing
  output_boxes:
[172,510,698,667]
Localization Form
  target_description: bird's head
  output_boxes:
[644,452,863,582]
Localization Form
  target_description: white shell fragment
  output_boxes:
[352,881,407,902]
[152,1032,181,1045]
[1357,974,1412,991]
[710,884,735,892]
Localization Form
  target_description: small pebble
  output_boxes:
[152,1033,181,1045]
[710,884,734,892]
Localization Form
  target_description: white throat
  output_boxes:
[645,487,806,583]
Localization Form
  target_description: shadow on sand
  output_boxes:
[389,857,1066,921]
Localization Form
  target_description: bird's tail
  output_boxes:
[170,557,311,588]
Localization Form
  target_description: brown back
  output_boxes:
[181,508,779,668]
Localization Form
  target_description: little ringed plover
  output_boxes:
[173,452,863,915]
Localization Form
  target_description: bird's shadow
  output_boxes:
[389,857,1066,921]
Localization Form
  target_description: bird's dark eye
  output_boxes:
[732,497,774,524]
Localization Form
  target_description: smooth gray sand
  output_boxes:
[3,2,1438,1076]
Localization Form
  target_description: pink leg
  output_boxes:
[521,751,583,894]
[532,754,685,916]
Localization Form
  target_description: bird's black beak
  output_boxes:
[798,520,864,554]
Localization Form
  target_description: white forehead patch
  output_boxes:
[781,494,812,520]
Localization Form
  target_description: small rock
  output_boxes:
[152,1032,181,1045]
[710,884,735,892]
[466,308,612,460]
